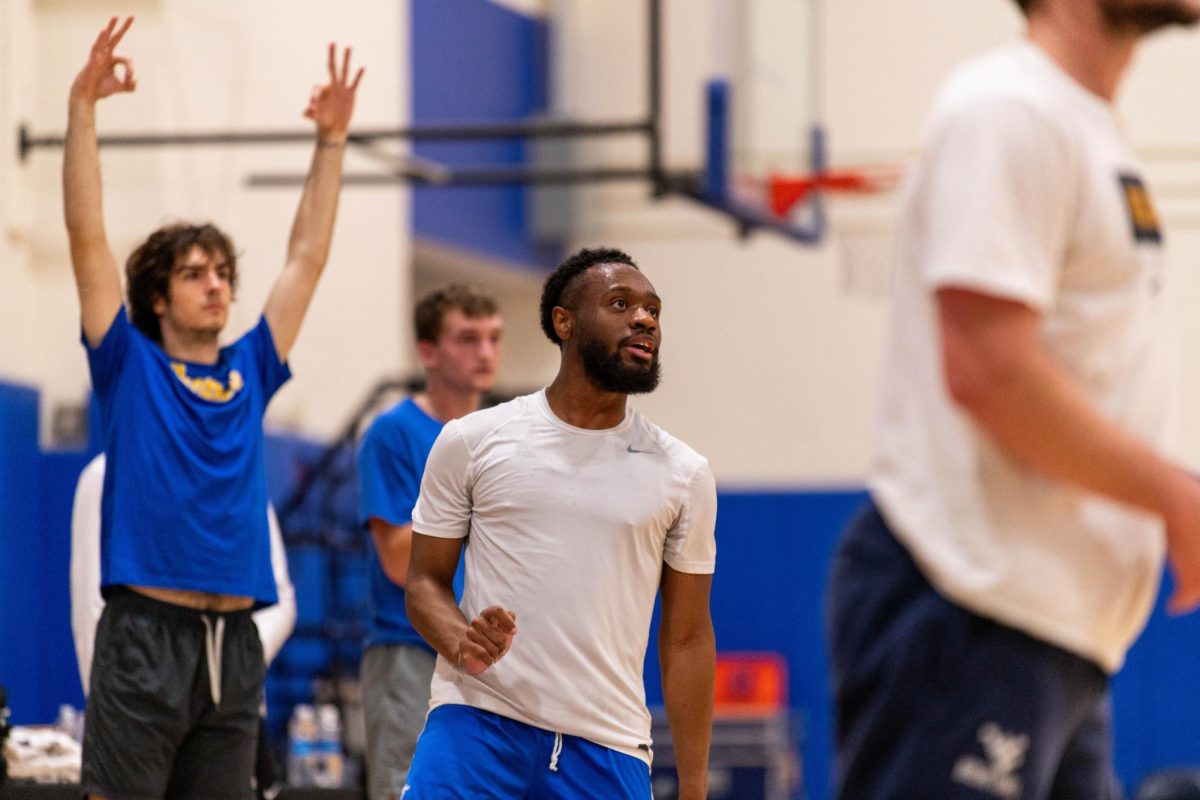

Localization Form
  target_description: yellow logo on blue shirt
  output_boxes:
[171,362,244,403]
[1119,173,1162,244]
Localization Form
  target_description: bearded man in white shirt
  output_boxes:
[403,247,717,800]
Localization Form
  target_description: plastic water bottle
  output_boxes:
[286,704,318,786]
[56,704,85,742]
[312,703,345,788]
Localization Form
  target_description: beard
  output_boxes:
[579,335,661,395]
[1100,0,1200,33]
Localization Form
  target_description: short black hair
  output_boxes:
[539,247,638,345]
[413,284,499,343]
[1012,0,1033,14]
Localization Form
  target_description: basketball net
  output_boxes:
[768,164,907,297]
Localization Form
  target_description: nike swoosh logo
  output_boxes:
[627,445,657,454]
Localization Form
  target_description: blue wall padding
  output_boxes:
[0,382,77,722]
[1112,572,1200,784]
[641,489,866,800]
[0,383,37,678]
[5,375,1200,797]
[411,0,557,269]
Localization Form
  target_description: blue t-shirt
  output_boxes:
[357,397,447,651]
[85,308,290,604]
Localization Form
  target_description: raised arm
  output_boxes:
[64,17,136,347]
[658,566,715,800]
[263,44,364,362]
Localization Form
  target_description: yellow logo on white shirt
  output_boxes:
[171,362,244,403]
[1119,173,1162,244]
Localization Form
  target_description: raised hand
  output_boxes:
[458,606,517,676]
[71,17,136,104]
[303,43,365,144]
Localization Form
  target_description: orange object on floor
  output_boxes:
[713,652,787,715]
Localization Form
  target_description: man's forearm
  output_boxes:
[260,45,361,361]
[261,138,349,360]
[63,100,107,248]
[955,343,1185,517]
[406,576,469,662]
[943,295,1200,611]
[284,140,347,274]
[63,95,123,344]
[661,634,715,800]
[940,289,1188,519]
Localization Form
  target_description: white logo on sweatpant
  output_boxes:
[951,722,1029,799]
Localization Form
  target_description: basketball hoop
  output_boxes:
[768,165,905,217]
[762,163,908,297]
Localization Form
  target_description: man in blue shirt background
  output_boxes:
[356,285,503,800]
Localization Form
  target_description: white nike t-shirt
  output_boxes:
[872,40,1172,674]
[412,389,717,763]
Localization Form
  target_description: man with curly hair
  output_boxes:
[63,16,363,800]
[403,247,717,800]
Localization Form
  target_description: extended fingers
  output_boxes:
[93,19,114,50]
[323,43,362,89]
[305,44,363,122]
[95,16,132,52]
[109,16,134,48]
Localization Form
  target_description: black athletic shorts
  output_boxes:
[81,587,265,800]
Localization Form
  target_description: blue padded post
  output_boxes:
[705,78,730,203]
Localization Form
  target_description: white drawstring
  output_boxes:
[548,732,563,772]
[200,615,226,707]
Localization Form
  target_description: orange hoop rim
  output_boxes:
[768,165,905,217]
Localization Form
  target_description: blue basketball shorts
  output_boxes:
[826,501,1122,800]
[403,704,652,799]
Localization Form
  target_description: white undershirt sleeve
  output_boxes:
[70,455,107,696]
[252,504,296,665]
